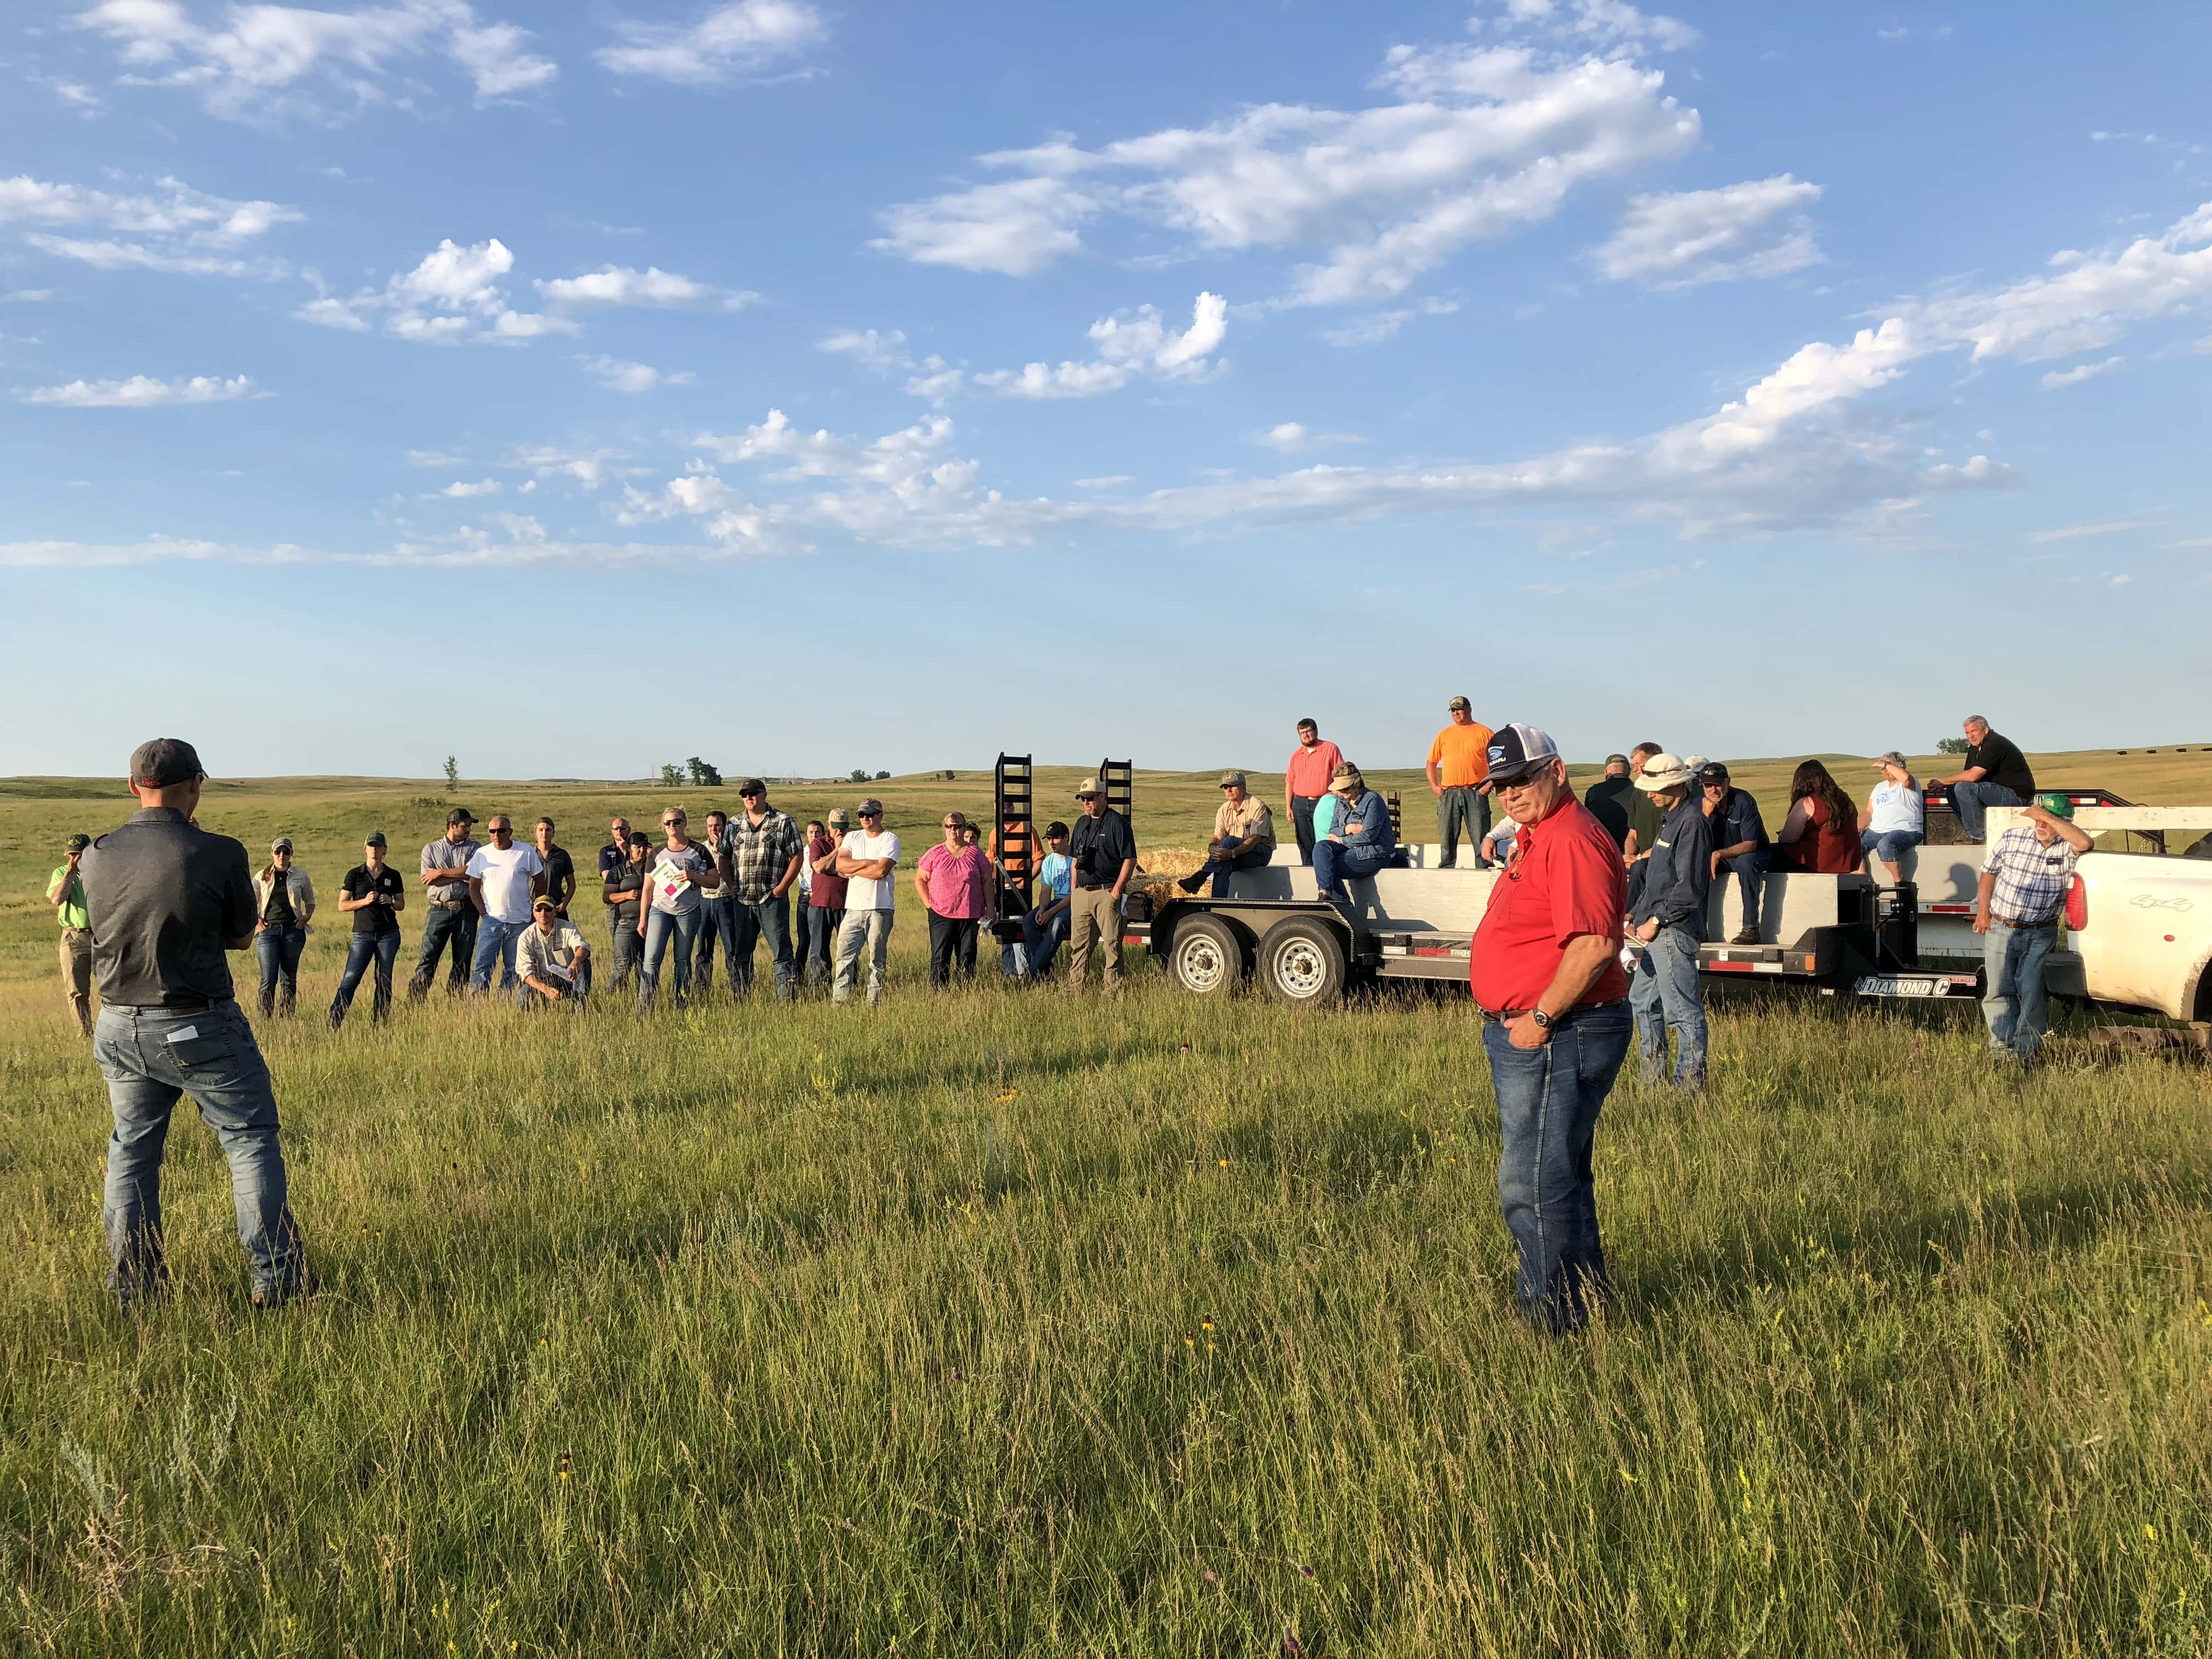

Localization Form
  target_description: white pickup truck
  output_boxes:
[1137,795,2212,1023]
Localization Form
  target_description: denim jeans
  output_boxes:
[725,892,796,1001]
[1950,781,2024,842]
[253,926,306,1017]
[928,913,980,984]
[1437,786,1491,869]
[832,909,894,1005]
[606,907,644,990]
[1982,922,2058,1061]
[1483,998,1632,1333]
[1289,795,1321,865]
[1860,827,1925,868]
[1629,924,1707,1089]
[1021,907,1069,977]
[799,904,843,986]
[515,955,592,1011]
[329,930,401,1027]
[1190,838,1272,896]
[93,1001,306,1304]
[409,902,477,998]
[469,915,530,994]
[1718,852,1767,934]
[1312,839,1390,902]
[693,894,727,989]
[638,906,704,1010]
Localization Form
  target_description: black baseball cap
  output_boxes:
[740,777,768,796]
[447,806,476,824]
[365,830,388,847]
[1698,761,1731,784]
[129,737,202,788]
[1480,723,1561,792]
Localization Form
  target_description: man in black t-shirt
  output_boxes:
[330,831,408,1027]
[1935,715,2037,841]
[1064,778,1136,992]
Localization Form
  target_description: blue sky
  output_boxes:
[3,0,2208,782]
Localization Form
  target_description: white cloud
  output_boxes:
[2024,520,2148,544]
[579,354,699,393]
[2,172,299,279]
[294,237,569,342]
[405,448,463,465]
[511,444,628,488]
[1073,475,1134,489]
[75,0,557,121]
[819,327,912,371]
[2040,356,2122,389]
[1593,175,1824,288]
[1501,0,1697,53]
[596,0,827,84]
[974,292,1227,398]
[432,477,501,497]
[534,264,756,311]
[874,13,1701,304]
[1247,422,1365,452]
[1320,296,1459,347]
[22,373,259,407]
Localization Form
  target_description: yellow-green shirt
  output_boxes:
[50,865,88,930]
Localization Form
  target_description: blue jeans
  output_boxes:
[1188,837,1271,896]
[1021,907,1069,977]
[724,892,795,1000]
[329,930,400,1026]
[693,894,727,986]
[798,904,843,986]
[253,926,306,1017]
[606,908,644,989]
[1719,852,1767,934]
[637,906,704,1010]
[1312,839,1390,901]
[1949,781,2024,842]
[1629,924,1707,1088]
[1484,998,1632,1333]
[409,902,477,998]
[469,916,529,994]
[1861,827,1925,868]
[1982,922,2058,1061]
[93,1001,306,1304]
[1290,795,1321,865]
[1438,786,1491,868]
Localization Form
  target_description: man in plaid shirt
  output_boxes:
[1973,795,2092,1065]
[713,778,805,1002]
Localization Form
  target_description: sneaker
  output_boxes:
[1729,927,1761,945]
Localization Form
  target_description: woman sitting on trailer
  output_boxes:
[1774,759,1864,874]
[1857,750,1927,885]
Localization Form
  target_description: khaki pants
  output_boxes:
[59,928,94,1036]
[1063,887,1124,990]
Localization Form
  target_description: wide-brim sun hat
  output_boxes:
[1634,753,1695,792]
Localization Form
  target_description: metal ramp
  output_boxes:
[993,752,1037,906]
[1097,757,1133,828]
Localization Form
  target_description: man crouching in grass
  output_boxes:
[1468,724,1632,1335]
[517,895,591,1011]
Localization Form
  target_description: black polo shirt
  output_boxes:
[1070,809,1136,889]
[1582,775,1634,850]
[538,842,576,914]
[1965,731,2035,799]
[343,863,407,936]
[81,806,257,1007]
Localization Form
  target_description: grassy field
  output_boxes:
[3,750,2210,1655]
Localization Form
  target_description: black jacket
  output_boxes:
[1629,795,1713,939]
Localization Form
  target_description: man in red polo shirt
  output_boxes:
[1469,723,1632,1334]
[1282,717,1343,866]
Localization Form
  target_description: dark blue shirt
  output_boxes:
[1713,787,1769,868]
[1632,795,1714,939]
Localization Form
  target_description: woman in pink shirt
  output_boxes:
[916,810,992,985]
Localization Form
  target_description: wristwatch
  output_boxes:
[1530,1008,1554,1030]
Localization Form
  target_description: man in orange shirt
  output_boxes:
[1426,696,1494,869]
[1283,717,1344,866]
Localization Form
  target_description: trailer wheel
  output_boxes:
[1256,918,1347,1007]
[1167,914,1248,997]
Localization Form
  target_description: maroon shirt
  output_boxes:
[807,833,847,909]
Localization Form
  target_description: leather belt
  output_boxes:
[1478,998,1626,1022]
[114,997,228,1014]
[1994,914,2057,929]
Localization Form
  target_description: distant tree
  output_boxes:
[661,762,685,787]
[443,755,460,791]
[1936,737,1970,755]
[850,768,868,783]
[699,761,723,787]
[686,756,715,787]
[875,770,891,781]
[943,770,956,782]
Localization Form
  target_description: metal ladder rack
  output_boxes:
[1097,758,1134,829]
[993,753,1036,904]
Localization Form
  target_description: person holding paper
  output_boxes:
[636,806,718,1012]
[517,895,591,1010]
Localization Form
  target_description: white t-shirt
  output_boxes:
[466,843,545,924]
[647,842,714,916]
[1867,778,1924,836]
[839,829,901,911]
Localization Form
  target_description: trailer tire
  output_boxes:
[1256,917,1347,1007]
[1166,914,1248,997]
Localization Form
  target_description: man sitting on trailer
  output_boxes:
[1312,761,1396,914]
[1180,771,1276,896]
[1973,794,2092,1067]
[1582,754,1635,852]
[1626,754,1712,1092]
[1699,761,1769,946]
[1935,715,2037,843]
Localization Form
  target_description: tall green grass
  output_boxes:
[3,953,2208,1656]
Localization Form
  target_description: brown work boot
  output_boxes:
[1729,926,1761,945]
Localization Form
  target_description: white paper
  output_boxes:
[166,1025,199,1043]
